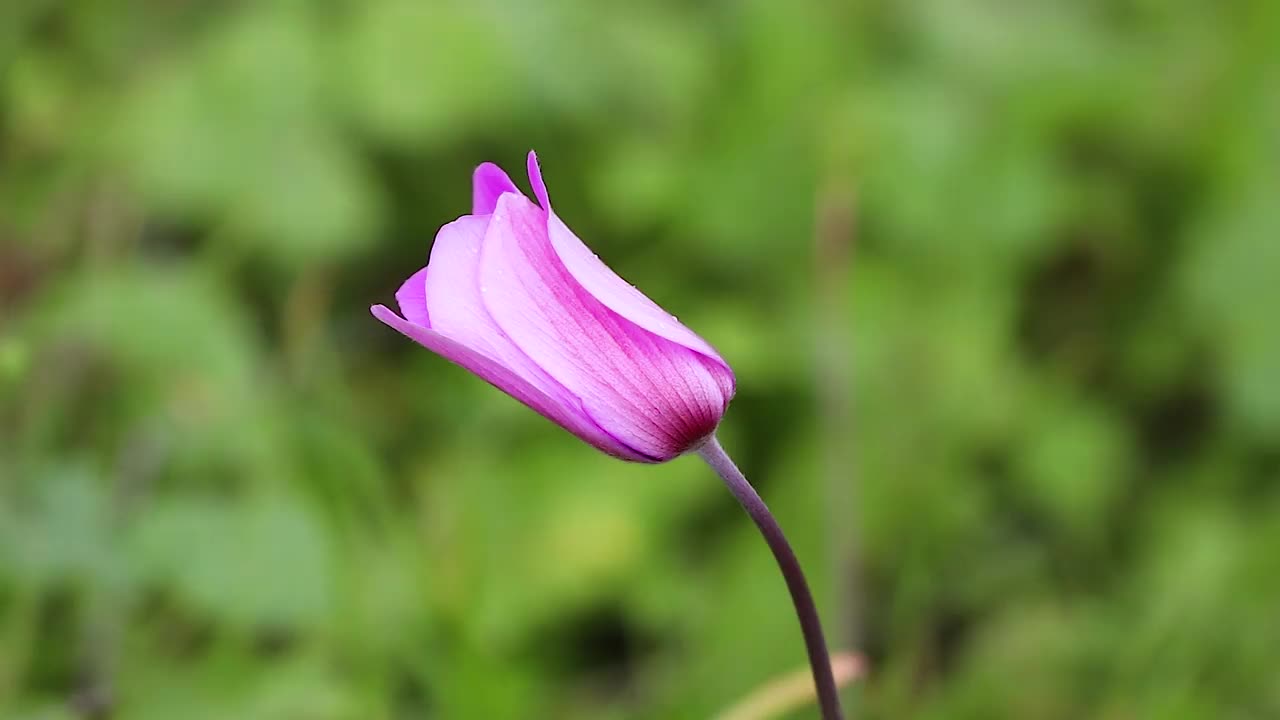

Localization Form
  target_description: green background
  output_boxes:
[3,1,1278,718]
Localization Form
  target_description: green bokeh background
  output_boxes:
[3,1,1278,718]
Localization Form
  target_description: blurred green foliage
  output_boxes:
[2,0,1279,718]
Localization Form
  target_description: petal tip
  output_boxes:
[370,303,399,323]
[394,266,430,327]
[473,162,519,215]
[527,150,550,210]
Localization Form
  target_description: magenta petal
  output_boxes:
[524,151,735,402]
[371,304,651,462]
[527,151,551,211]
[473,162,520,215]
[479,193,729,461]
[395,266,430,327]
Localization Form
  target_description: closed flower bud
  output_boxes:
[372,152,735,462]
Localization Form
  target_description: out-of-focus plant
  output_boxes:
[3,0,1278,718]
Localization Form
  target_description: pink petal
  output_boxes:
[395,266,430,326]
[525,152,735,403]
[473,162,520,215]
[370,304,650,462]
[422,216,509,359]
[479,192,729,461]
[423,215,586,416]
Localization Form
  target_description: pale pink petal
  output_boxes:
[422,216,506,358]
[524,151,735,403]
[395,266,430,326]
[473,162,520,215]
[423,215,588,417]
[479,192,728,461]
[371,304,650,462]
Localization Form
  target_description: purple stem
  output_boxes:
[697,435,845,720]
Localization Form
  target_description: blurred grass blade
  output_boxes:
[714,652,864,720]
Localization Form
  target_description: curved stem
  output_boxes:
[698,435,845,720]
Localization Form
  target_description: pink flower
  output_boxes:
[372,152,735,462]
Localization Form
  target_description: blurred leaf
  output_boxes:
[115,4,379,264]
[0,467,119,591]
[129,493,334,631]
[1183,157,1280,434]
[1012,388,1130,543]
[337,0,517,145]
